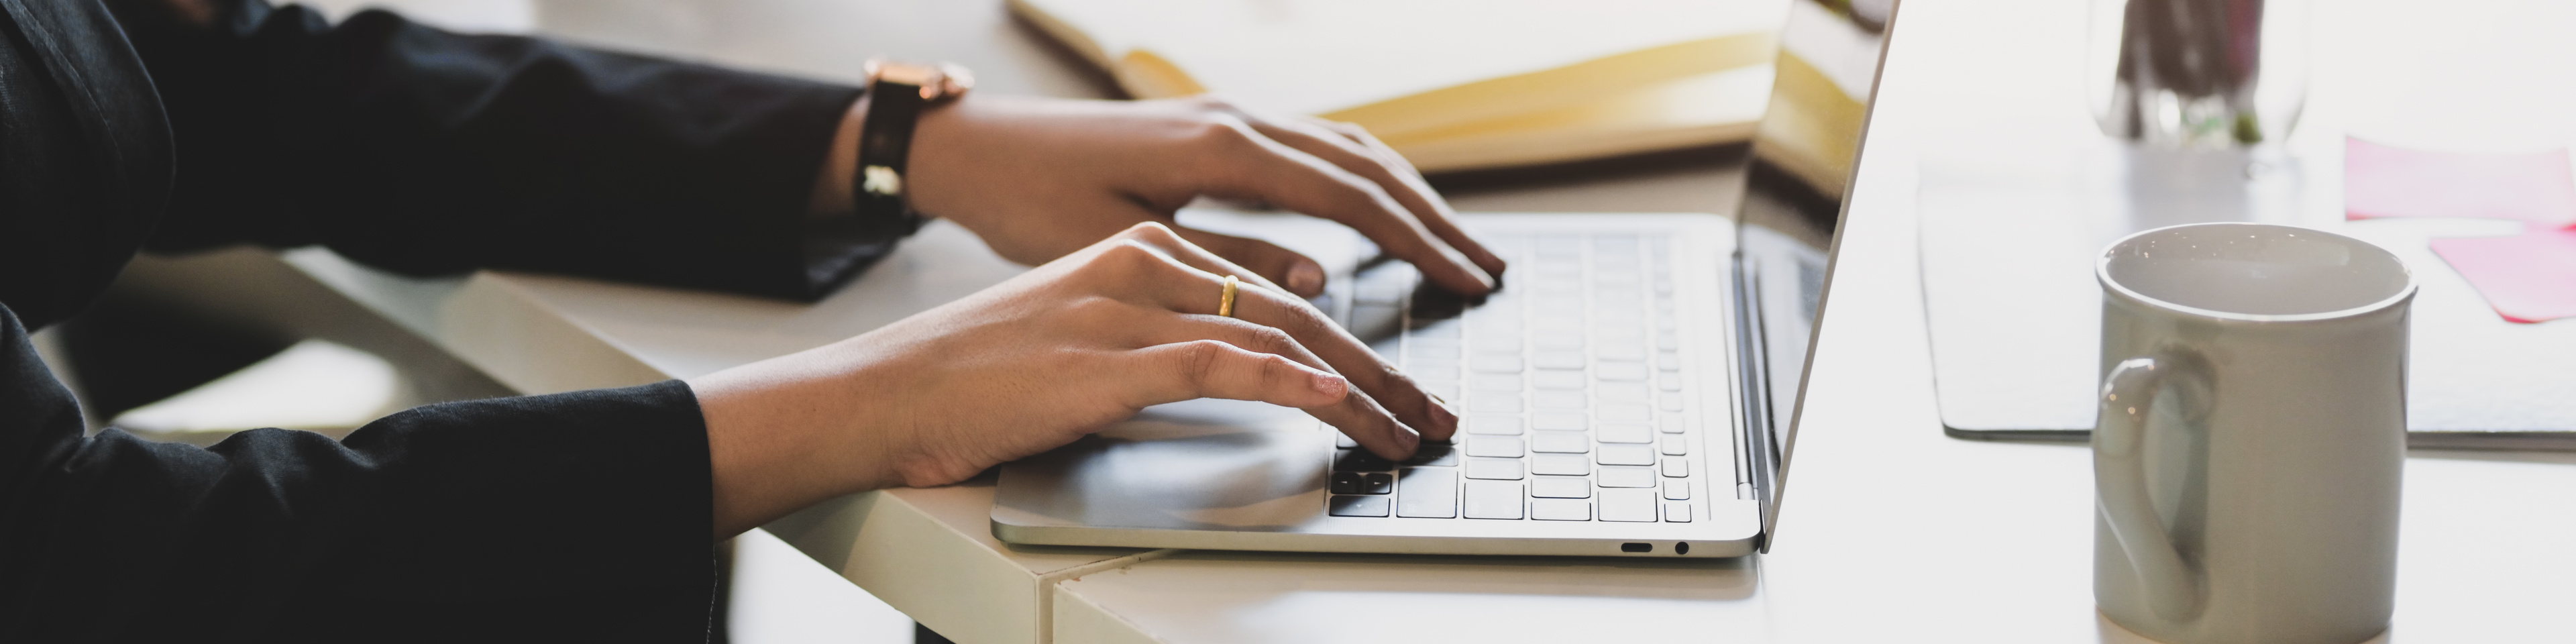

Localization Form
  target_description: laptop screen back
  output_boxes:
[1735,0,1893,549]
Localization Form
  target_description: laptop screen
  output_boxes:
[1735,0,1893,549]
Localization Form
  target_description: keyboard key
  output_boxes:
[1403,443,1459,467]
[1530,498,1592,521]
[1469,374,1522,391]
[1600,405,1651,423]
[1531,454,1591,476]
[1466,415,1523,435]
[1656,332,1680,351]
[1467,393,1521,414]
[1470,355,1523,373]
[1334,449,1395,472]
[1658,351,1682,371]
[1464,458,1525,480]
[1597,363,1650,381]
[1395,468,1458,518]
[1530,431,1590,453]
[1659,394,1686,412]
[1599,489,1659,522]
[1330,495,1391,517]
[1664,479,1691,500]
[1532,371,1587,390]
[1660,435,1687,455]
[1599,445,1656,466]
[1531,476,1593,498]
[1531,413,1587,431]
[1659,411,1686,434]
[1597,382,1650,403]
[1597,423,1653,444]
[1365,472,1396,494]
[1533,334,1584,350]
[1599,466,1656,488]
[1330,472,1365,495]
[1662,458,1690,478]
[1658,374,1683,392]
[1664,502,1693,523]
[1463,480,1525,519]
[1466,437,1525,458]
[1532,390,1587,410]
[1595,343,1648,362]
[1532,351,1586,370]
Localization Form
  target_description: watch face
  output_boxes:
[865,59,974,101]
[872,62,941,87]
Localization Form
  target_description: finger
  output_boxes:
[1085,223,1460,445]
[1122,339,1350,410]
[1102,221,1291,296]
[1129,313,1332,371]
[1132,315,1422,458]
[1132,260,1460,445]
[1173,227,1328,297]
[1181,114,1497,297]
[1244,112,1510,278]
[1120,339,1397,444]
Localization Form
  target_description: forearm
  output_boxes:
[114,0,873,299]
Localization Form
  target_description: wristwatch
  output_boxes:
[854,59,973,237]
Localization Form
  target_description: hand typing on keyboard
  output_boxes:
[688,223,1464,536]
[1329,233,1702,523]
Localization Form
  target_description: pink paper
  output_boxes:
[2346,138,2576,225]
[2430,225,2576,323]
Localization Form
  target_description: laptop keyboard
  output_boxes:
[1326,233,1703,523]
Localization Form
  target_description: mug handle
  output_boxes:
[2095,355,2208,621]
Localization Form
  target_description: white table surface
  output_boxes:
[279,0,2576,642]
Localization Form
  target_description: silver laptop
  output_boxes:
[991,0,1893,558]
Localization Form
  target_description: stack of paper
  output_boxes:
[1010,0,1790,172]
[2346,138,2576,323]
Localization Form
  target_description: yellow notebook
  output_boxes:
[1010,0,1789,173]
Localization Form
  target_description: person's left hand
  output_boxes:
[818,94,1509,298]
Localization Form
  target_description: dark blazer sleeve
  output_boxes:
[0,303,720,643]
[110,0,887,300]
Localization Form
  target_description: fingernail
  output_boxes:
[1286,262,1325,295]
[1313,372,1350,399]
[1397,427,1421,451]
[1426,394,1458,433]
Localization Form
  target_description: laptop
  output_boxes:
[991,0,1893,558]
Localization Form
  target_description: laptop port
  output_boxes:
[1621,542,1653,553]
[1674,542,1690,555]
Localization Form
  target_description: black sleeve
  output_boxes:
[109,0,889,301]
[0,303,719,643]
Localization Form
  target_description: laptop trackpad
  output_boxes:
[995,398,1331,531]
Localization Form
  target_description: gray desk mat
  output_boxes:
[1917,148,2576,449]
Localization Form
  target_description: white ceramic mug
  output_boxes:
[2093,223,2414,644]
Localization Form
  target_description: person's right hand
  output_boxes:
[689,222,1458,537]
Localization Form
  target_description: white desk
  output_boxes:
[279,0,2576,642]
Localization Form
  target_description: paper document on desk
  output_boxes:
[1008,0,1788,172]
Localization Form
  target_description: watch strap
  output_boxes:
[855,78,930,237]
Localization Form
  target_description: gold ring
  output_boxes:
[1218,275,1240,318]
